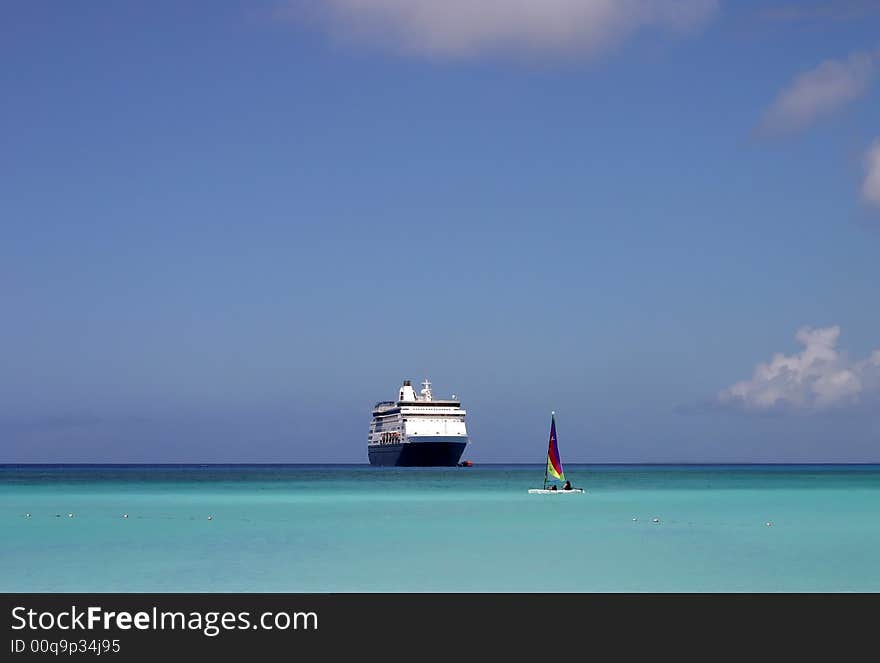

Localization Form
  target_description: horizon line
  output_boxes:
[3,462,880,467]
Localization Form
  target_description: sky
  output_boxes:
[2,0,879,463]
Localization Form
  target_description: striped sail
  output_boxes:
[546,414,565,482]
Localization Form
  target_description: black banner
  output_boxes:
[2,593,875,660]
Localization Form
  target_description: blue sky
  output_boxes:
[2,1,879,462]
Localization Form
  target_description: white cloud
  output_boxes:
[864,139,880,207]
[717,326,880,413]
[282,0,719,60]
[760,49,879,134]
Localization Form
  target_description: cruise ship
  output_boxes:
[368,379,469,466]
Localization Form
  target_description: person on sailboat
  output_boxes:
[563,480,574,491]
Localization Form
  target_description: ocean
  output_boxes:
[2,464,879,592]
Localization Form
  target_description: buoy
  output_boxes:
[25,513,31,519]
[765,521,773,527]
[632,517,638,522]
[68,513,74,518]
[652,517,660,524]
[123,514,129,519]
[207,515,213,521]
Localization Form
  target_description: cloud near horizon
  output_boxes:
[281,0,720,60]
[864,139,880,207]
[716,326,880,413]
[760,48,879,134]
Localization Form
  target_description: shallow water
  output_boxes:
[2,464,879,592]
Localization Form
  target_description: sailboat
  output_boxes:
[528,412,584,494]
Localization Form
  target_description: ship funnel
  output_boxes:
[399,380,417,402]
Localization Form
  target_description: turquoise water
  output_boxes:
[2,464,879,592]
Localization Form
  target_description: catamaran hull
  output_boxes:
[528,488,585,494]
[368,441,467,467]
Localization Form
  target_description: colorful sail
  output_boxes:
[546,414,565,482]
